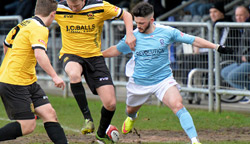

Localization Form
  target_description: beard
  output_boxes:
[139,21,151,33]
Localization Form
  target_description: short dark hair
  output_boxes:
[131,2,154,17]
[35,0,58,17]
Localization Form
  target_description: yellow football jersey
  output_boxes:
[55,0,124,58]
[0,16,49,85]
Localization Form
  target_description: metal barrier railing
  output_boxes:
[214,22,250,112]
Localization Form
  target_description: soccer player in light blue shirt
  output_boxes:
[103,2,232,144]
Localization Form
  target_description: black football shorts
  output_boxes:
[61,54,114,95]
[0,82,50,120]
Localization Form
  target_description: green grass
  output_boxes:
[0,95,249,144]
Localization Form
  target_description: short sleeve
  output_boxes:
[102,1,123,20]
[30,27,49,51]
[116,36,132,54]
[172,28,195,44]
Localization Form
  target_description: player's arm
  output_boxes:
[121,11,136,51]
[3,43,8,55]
[192,37,217,50]
[192,37,233,54]
[34,49,65,90]
[173,28,233,54]
[102,45,121,58]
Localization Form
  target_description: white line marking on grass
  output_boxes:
[0,117,80,133]
[0,117,11,122]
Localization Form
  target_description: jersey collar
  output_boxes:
[33,16,46,27]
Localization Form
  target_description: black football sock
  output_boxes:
[70,82,93,121]
[0,122,22,141]
[44,122,68,144]
[97,106,115,138]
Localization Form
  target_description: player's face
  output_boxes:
[134,16,151,33]
[67,0,85,13]
[209,8,224,22]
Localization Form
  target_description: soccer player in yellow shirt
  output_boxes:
[0,0,68,143]
[55,0,136,142]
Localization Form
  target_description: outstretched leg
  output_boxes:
[162,86,200,144]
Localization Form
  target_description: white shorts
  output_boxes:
[126,76,180,107]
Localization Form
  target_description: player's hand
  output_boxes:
[125,33,136,51]
[52,76,65,90]
[216,45,233,54]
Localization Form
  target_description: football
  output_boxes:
[106,125,119,142]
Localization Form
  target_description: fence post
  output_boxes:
[214,25,221,113]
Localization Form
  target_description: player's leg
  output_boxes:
[96,85,116,139]
[65,61,93,121]
[122,80,151,134]
[0,119,36,141]
[122,105,141,134]
[63,54,94,134]
[32,83,68,144]
[161,86,201,144]
[154,77,201,144]
[126,105,141,119]
[84,56,117,142]
[35,104,68,144]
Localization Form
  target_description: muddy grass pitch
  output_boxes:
[1,127,250,143]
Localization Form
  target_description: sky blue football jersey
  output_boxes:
[117,23,195,86]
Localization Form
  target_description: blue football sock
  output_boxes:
[176,107,197,139]
[126,111,138,120]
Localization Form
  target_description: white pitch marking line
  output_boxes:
[0,117,80,133]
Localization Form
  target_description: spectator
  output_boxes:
[209,1,240,62]
[209,1,233,41]
[221,5,250,104]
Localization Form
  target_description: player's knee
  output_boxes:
[105,101,116,111]
[67,72,82,82]
[40,108,58,122]
[175,102,184,111]
[19,120,36,135]
[47,108,58,121]
[171,101,184,113]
